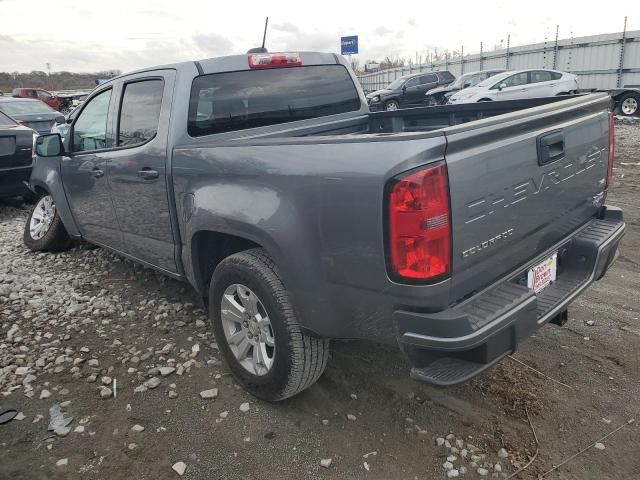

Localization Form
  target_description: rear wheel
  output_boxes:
[618,93,639,117]
[209,248,329,401]
[384,100,400,111]
[478,98,492,102]
[23,194,72,252]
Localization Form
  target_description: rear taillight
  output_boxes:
[606,112,615,189]
[248,52,302,69]
[387,162,451,281]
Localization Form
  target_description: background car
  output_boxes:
[11,87,61,110]
[0,98,65,134]
[366,71,455,111]
[0,110,35,200]
[425,69,506,105]
[447,69,579,104]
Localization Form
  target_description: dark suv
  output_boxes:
[365,71,455,111]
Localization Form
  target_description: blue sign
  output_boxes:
[341,35,358,55]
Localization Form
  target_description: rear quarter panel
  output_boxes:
[173,134,448,340]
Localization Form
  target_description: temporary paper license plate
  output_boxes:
[527,253,557,293]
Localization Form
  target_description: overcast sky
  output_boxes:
[0,0,636,73]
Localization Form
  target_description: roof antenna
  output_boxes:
[247,17,269,54]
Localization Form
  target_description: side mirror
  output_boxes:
[498,83,507,91]
[54,115,66,125]
[35,133,64,157]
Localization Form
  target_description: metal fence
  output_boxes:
[357,28,640,93]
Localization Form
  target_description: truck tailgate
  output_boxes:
[444,94,611,304]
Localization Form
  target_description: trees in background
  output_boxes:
[0,70,121,93]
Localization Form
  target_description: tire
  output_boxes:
[478,98,492,102]
[23,193,72,252]
[617,92,640,117]
[384,100,399,111]
[209,248,329,401]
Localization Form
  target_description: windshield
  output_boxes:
[450,72,475,89]
[476,71,512,88]
[0,110,16,125]
[0,100,55,115]
[385,77,406,90]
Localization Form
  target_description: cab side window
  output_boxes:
[420,74,437,85]
[530,71,553,83]
[404,77,420,89]
[72,89,112,153]
[117,79,164,147]
[503,72,528,87]
[37,90,52,99]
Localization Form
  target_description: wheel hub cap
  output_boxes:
[29,195,55,240]
[220,284,275,376]
[621,97,638,115]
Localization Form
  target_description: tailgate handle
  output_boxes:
[537,131,565,165]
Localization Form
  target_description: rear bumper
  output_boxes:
[395,206,625,385]
[0,166,32,198]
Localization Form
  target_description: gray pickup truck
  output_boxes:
[26,51,624,401]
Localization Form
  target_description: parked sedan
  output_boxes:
[447,69,579,104]
[425,69,506,105]
[0,110,35,199]
[0,98,65,134]
[366,71,455,111]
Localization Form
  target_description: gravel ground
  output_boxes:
[1,122,639,480]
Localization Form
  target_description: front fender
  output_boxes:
[29,156,81,238]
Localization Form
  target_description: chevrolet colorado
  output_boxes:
[25,51,624,401]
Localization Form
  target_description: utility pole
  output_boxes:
[46,63,51,90]
[617,16,628,88]
[552,24,559,70]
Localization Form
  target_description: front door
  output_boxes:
[492,72,529,101]
[107,72,177,272]
[61,87,123,250]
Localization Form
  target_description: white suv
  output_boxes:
[448,69,579,104]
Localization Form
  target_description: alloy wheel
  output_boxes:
[220,283,275,376]
[29,195,56,240]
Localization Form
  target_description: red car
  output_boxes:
[12,88,60,110]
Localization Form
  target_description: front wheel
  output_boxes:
[618,93,639,117]
[384,100,400,111]
[23,194,72,252]
[209,248,329,401]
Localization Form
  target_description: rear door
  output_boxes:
[444,94,610,303]
[528,71,555,97]
[107,71,177,272]
[61,87,123,249]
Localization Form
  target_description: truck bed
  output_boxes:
[225,94,592,140]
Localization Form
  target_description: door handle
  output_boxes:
[537,130,565,165]
[91,167,104,178]
[138,167,159,180]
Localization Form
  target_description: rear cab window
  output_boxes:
[188,65,361,136]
